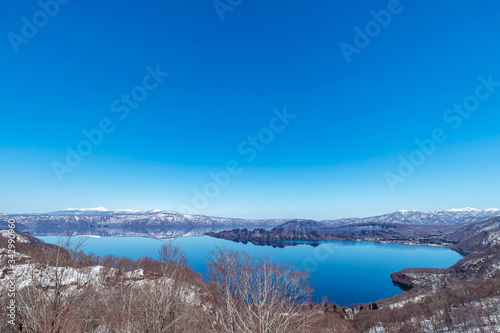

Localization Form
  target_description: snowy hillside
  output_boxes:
[323,208,500,226]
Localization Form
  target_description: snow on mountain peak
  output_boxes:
[398,210,418,213]
[447,207,480,213]
[63,207,110,212]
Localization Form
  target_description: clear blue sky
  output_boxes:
[1,0,500,219]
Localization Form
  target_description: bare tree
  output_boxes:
[14,235,99,333]
[205,247,320,333]
[102,242,205,333]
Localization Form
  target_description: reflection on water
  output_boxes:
[18,226,234,240]
[38,234,462,306]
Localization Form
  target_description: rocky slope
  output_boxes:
[390,244,500,291]
[445,217,500,254]
[372,217,500,309]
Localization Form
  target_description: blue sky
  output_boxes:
[1,0,500,219]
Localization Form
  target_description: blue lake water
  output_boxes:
[38,235,462,306]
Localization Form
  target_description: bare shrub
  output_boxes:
[14,236,100,333]
[205,247,320,333]
[101,242,207,333]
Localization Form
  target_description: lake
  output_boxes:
[38,235,462,306]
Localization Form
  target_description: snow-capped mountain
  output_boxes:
[0,208,499,239]
[0,209,287,229]
[49,208,158,215]
[322,208,500,226]
[63,207,111,212]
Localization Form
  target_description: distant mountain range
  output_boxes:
[0,208,287,238]
[210,216,500,255]
[48,207,165,215]
[322,207,500,226]
[1,207,499,239]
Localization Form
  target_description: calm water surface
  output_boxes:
[38,235,462,305]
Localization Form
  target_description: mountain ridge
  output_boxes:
[322,208,500,226]
[1,208,500,240]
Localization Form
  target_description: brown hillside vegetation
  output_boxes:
[0,228,499,332]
